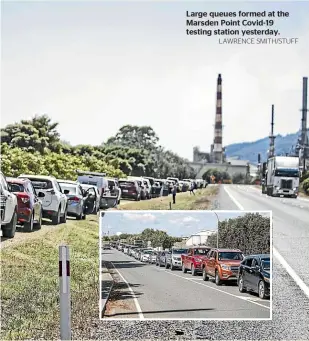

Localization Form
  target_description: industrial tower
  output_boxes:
[211,74,224,163]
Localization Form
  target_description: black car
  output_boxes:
[238,254,270,299]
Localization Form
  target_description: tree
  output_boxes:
[206,213,270,254]
[1,114,62,153]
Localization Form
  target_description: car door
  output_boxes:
[55,181,66,214]
[250,257,261,291]
[77,185,84,215]
[27,182,40,220]
[246,257,257,290]
[208,251,216,276]
[240,257,252,287]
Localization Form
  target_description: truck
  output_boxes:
[265,156,299,198]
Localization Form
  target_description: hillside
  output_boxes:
[225,130,309,164]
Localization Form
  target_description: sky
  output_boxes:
[100,210,271,237]
[2,1,309,160]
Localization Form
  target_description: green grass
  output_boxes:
[117,186,219,210]
[1,216,99,340]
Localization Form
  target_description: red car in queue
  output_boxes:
[6,177,45,232]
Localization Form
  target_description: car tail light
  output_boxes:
[68,196,80,202]
[17,193,30,206]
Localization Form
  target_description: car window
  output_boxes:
[245,258,253,267]
[9,183,25,192]
[194,248,210,255]
[87,188,95,195]
[251,259,257,267]
[59,184,77,194]
[31,179,53,190]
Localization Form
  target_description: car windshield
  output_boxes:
[274,168,299,177]
[59,184,77,194]
[9,183,25,192]
[31,180,53,190]
[80,180,98,186]
[218,252,243,260]
[173,249,187,254]
[261,259,270,270]
[143,250,152,254]
[194,248,209,255]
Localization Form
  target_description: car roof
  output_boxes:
[6,177,29,184]
[57,179,79,184]
[19,174,55,180]
[210,248,242,252]
[245,254,270,258]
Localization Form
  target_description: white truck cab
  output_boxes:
[0,171,18,238]
[18,175,68,224]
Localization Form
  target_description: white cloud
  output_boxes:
[122,212,157,223]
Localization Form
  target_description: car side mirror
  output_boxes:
[38,192,45,198]
[50,189,56,195]
[63,189,70,195]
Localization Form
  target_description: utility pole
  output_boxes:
[268,104,276,159]
[301,77,308,172]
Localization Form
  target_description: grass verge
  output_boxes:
[116,186,219,210]
[1,216,99,340]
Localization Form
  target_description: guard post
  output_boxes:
[59,245,71,340]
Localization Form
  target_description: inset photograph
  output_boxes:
[100,210,272,320]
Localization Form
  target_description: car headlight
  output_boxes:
[221,264,230,270]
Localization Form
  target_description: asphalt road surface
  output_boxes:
[102,248,270,319]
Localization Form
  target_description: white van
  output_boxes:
[76,170,110,208]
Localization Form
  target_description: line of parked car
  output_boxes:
[1,170,208,239]
[107,243,270,300]
[0,171,106,238]
[118,176,208,202]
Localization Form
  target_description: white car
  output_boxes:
[0,172,18,238]
[141,253,150,262]
[18,175,68,225]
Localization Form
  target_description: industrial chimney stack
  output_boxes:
[213,74,223,163]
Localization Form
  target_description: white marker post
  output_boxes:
[59,245,71,340]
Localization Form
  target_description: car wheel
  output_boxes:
[191,264,196,276]
[215,270,222,286]
[60,207,67,223]
[34,209,42,230]
[170,264,175,271]
[238,275,246,293]
[118,199,121,204]
[258,280,266,299]
[182,263,187,273]
[202,267,209,281]
[165,262,169,269]
[2,210,17,238]
[24,211,34,232]
[52,208,60,225]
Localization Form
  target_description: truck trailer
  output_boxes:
[265,156,299,198]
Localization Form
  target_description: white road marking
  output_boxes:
[223,185,309,301]
[110,262,145,320]
[162,270,270,310]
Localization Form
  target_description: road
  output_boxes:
[101,248,270,319]
[98,185,309,340]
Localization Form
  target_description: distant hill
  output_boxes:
[225,130,309,164]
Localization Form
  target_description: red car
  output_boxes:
[7,177,45,232]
